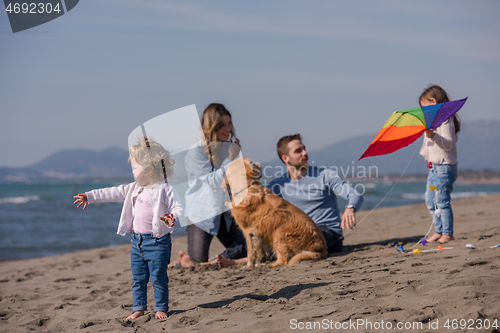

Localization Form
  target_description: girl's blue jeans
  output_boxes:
[130,232,171,313]
[425,164,458,236]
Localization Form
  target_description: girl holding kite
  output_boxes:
[360,85,465,245]
[419,85,460,244]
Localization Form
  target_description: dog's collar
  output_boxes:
[231,187,248,198]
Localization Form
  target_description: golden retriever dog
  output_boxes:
[223,157,327,267]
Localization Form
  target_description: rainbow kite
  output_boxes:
[359,98,467,160]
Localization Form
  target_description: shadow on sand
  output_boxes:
[197,282,332,309]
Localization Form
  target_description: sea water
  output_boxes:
[1,181,499,261]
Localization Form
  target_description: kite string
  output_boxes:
[408,221,434,250]
[341,141,421,240]
[407,178,439,250]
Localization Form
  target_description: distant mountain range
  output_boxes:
[1,120,499,183]
[0,147,133,183]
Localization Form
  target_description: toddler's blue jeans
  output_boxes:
[130,232,171,313]
[425,164,458,236]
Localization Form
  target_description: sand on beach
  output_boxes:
[1,194,499,332]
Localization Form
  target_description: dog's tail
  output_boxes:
[288,251,326,265]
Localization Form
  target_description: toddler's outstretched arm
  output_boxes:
[73,193,88,210]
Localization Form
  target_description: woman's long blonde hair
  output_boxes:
[200,103,235,166]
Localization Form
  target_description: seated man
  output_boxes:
[267,134,363,253]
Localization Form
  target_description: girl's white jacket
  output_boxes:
[86,181,184,238]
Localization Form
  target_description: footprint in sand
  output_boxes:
[80,286,111,302]
[0,311,12,320]
[24,271,44,279]
[89,286,111,296]
[110,288,130,296]
[26,316,50,327]
[116,318,135,327]
[79,321,95,329]
[464,260,489,267]
[54,278,76,283]
[99,251,114,259]
[79,296,96,302]
[179,316,198,326]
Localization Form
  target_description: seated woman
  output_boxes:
[177,103,243,267]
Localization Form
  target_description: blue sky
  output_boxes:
[1,0,499,167]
